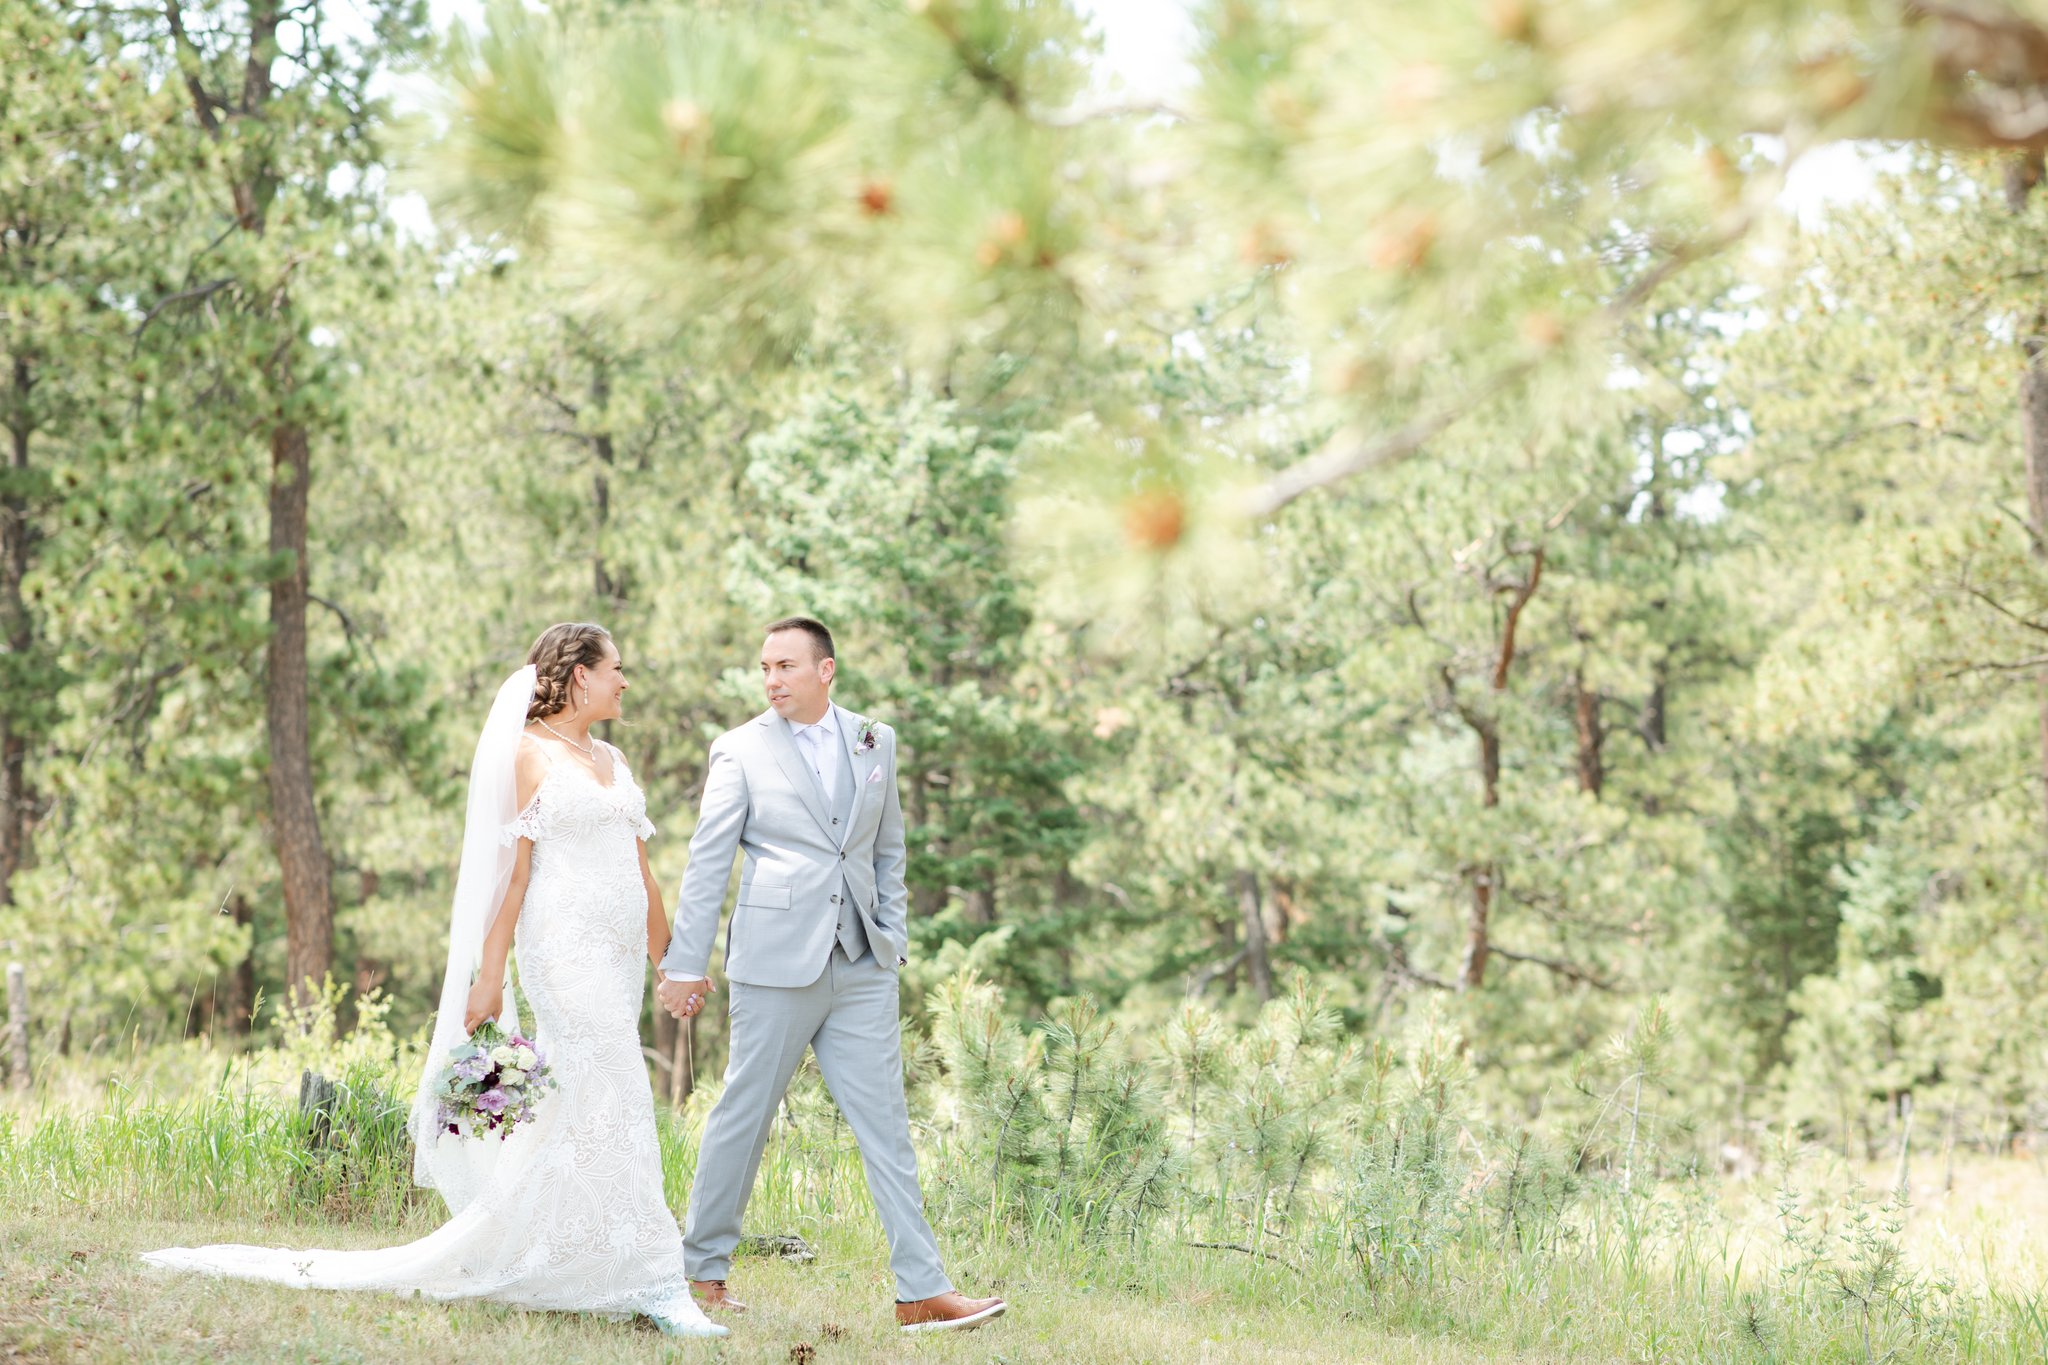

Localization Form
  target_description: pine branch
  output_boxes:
[1239,147,1802,518]
[132,277,234,345]
[1489,945,1616,992]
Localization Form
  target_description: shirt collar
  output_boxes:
[790,711,837,739]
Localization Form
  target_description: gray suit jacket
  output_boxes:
[662,702,911,988]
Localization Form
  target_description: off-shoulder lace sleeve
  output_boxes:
[502,792,547,846]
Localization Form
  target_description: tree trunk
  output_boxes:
[170,0,335,1016]
[1477,718,1501,807]
[2006,152,2044,216]
[1266,877,1296,946]
[2024,331,2048,836]
[592,359,615,604]
[906,772,944,918]
[1460,714,1502,991]
[6,962,27,1091]
[1460,869,1493,990]
[222,892,255,1036]
[0,353,32,907]
[1640,658,1668,753]
[962,883,995,926]
[1573,667,1605,797]
[268,414,333,1010]
[2011,152,2048,843]
[1454,548,1541,992]
[1236,869,1274,1003]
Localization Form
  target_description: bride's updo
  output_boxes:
[526,622,612,720]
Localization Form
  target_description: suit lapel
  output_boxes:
[757,710,834,839]
[833,703,874,851]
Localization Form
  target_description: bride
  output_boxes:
[144,623,724,1339]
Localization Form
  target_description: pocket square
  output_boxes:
[865,767,884,785]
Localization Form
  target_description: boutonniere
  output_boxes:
[855,719,880,754]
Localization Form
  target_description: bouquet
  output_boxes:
[433,1019,556,1139]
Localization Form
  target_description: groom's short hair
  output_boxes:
[765,615,835,663]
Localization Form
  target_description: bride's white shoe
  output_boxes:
[650,1312,729,1338]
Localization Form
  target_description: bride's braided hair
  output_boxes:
[526,622,613,721]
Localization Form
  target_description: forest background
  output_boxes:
[6,2,2048,1356]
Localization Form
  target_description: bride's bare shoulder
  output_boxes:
[514,730,554,806]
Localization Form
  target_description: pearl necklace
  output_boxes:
[535,717,595,757]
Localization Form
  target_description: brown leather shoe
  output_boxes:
[689,1279,748,1313]
[895,1290,1006,1333]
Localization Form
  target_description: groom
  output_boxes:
[656,617,1006,1334]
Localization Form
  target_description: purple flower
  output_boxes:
[476,1088,509,1115]
[855,720,879,753]
[456,1054,491,1082]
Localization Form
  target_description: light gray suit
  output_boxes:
[662,702,950,1300]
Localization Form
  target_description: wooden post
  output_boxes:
[1893,1092,1913,1200]
[669,1012,695,1108]
[6,961,28,1090]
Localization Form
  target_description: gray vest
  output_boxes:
[804,727,871,964]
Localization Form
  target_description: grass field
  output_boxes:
[2,1212,1625,1365]
[3,1051,2046,1363]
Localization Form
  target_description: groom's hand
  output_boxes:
[657,976,713,1020]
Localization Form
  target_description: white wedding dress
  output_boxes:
[144,739,721,1336]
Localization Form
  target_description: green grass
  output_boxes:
[4,1067,2047,1363]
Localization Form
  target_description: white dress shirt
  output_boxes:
[789,711,840,806]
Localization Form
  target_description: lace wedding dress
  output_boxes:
[144,738,720,1337]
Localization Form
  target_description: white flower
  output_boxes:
[512,1045,538,1069]
[500,1068,528,1086]
[489,1045,519,1067]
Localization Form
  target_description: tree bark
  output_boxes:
[591,359,615,603]
[0,353,33,906]
[1266,877,1296,946]
[2011,151,2048,843]
[906,770,945,918]
[169,0,336,1013]
[652,996,693,1107]
[1640,659,1668,753]
[223,892,255,1036]
[1452,546,1542,991]
[1573,667,1605,797]
[6,962,27,1090]
[1236,869,1274,1003]
[1460,870,1493,990]
[2006,151,2045,215]
[268,413,332,1009]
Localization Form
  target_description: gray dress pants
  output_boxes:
[681,945,952,1301]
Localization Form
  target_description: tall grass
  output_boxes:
[5,975,2046,1363]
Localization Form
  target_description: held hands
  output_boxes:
[463,978,504,1034]
[656,976,713,1022]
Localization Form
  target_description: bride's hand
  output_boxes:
[463,979,502,1034]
